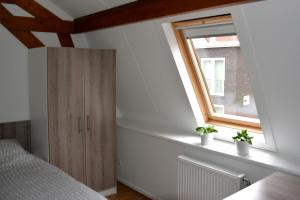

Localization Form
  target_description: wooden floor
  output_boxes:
[107,182,151,200]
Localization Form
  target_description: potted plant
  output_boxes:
[195,125,218,145]
[232,130,253,155]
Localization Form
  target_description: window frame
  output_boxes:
[172,15,262,133]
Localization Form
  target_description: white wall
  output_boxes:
[238,0,300,160]
[117,127,274,200]
[0,25,30,122]
[0,0,89,123]
[84,0,300,198]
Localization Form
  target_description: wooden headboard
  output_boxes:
[0,121,31,151]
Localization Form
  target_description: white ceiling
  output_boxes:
[49,0,137,18]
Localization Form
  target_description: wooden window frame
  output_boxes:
[172,15,262,133]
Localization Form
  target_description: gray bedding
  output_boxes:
[0,139,107,200]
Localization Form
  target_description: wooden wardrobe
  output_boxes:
[29,47,116,193]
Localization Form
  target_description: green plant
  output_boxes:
[195,125,218,135]
[232,130,253,145]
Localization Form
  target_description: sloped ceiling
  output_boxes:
[85,20,197,130]
[49,0,137,18]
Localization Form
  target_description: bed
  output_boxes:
[0,121,107,200]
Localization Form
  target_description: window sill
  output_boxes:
[117,119,300,176]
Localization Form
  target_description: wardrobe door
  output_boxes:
[48,48,86,183]
[85,49,116,191]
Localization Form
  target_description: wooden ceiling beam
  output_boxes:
[8,30,44,48]
[0,3,43,48]
[57,33,74,47]
[0,0,260,47]
[0,16,74,33]
[8,0,76,47]
[0,0,57,18]
[0,0,74,47]
[74,0,260,33]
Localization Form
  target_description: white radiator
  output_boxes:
[178,156,245,200]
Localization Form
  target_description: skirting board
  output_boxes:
[99,187,117,197]
[117,177,163,200]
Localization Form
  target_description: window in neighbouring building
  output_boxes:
[213,104,225,114]
[172,15,261,132]
[200,58,225,96]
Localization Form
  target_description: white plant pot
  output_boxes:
[236,141,250,155]
[200,134,214,146]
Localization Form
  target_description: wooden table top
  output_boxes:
[224,172,300,200]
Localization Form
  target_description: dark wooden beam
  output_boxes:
[0,16,74,33]
[0,3,43,48]
[57,33,74,47]
[0,0,57,18]
[8,30,44,48]
[74,0,259,33]
[1,0,74,47]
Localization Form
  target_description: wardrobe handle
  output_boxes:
[87,115,91,132]
[78,117,83,134]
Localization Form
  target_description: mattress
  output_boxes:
[0,139,107,200]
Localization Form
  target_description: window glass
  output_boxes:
[214,104,224,114]
[191,35,259,120]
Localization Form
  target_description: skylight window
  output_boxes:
[172,15,261,132]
